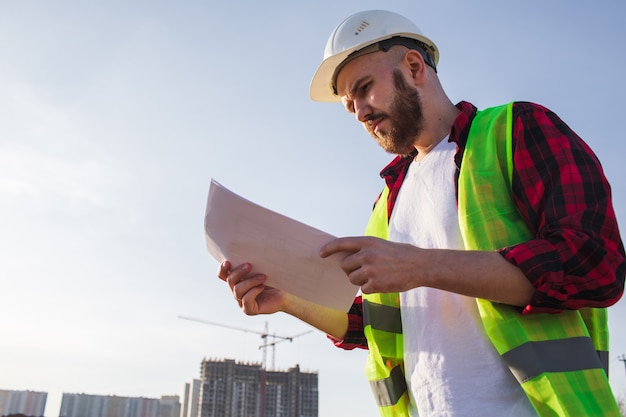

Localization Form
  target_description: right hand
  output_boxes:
[217,260,287,316]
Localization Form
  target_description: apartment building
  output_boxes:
[181,358,317,417]
[0,389,47,417]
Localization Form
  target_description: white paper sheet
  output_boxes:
[204,179,358,312]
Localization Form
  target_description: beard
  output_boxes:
[366,69,425,156]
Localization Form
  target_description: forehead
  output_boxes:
[335,51,390,97]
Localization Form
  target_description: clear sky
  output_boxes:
[1,1,625,416]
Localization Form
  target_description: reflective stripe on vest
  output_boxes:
[363,299,402,334]
[369,364,407,407]
[502,336,599,383]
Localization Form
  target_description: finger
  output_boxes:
[339,249,367,274]
[239,285,266,315]
[225,263,252,289]
[232,272,266,301]
[217,260,232,281]
[319,236,365,258]
[339,250,379,287]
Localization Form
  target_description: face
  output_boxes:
[337,51,425,156]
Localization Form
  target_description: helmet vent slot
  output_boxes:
[354,21,370,35]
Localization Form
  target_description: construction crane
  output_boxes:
[178,315,313,370]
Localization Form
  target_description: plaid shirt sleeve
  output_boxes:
[327,295,368,350]
[499,102,626,314]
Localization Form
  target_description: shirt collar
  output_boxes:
[449,100,477,146]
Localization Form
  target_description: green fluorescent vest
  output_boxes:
[362,103,619,416]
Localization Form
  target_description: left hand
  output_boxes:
[320,236,423,294]
[218,261,285,316]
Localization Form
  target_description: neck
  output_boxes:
[413,99,460,159]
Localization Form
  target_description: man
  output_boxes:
[218,10,625,417]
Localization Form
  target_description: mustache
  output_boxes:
[365,113,387,124]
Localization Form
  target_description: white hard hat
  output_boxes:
[310,10,439,103]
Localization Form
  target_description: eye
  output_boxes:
[342,98,355,114]
[358,82,371,97]
[354,83,372,112]
[342,79,372,114]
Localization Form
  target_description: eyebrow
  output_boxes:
[341,75,372,112]
[347,76,370,98]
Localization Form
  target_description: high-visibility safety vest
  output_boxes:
[361,103,620,416]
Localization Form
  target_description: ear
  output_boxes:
[403,49,427,84]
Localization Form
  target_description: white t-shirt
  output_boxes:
[388,138,537,417]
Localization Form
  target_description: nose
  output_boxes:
[354,99,372,124]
